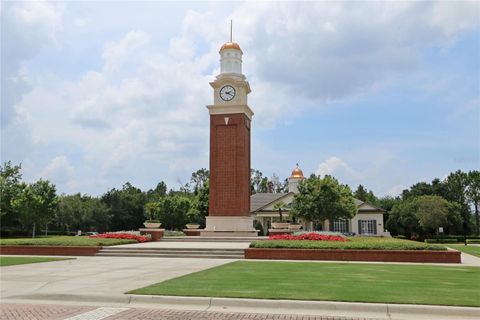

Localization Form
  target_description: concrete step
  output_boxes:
[96,253,243,259]
[100,247,243,252]
[96,247,245,259]
[99,249,243,255]
[161,236,266,242]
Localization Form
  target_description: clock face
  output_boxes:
[219,85,236,101]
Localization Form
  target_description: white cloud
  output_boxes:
[74,18,86,28]
[1,1,63,127]
[315,156,356,177]
[40,155,75,185]
[236,1,479,104]
[102,30,151,73]
[385,184,406,197]
[2,1,478,195]
[11,27,214,193]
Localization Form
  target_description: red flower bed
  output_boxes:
[268,233,346,242]
[89,233,150,243]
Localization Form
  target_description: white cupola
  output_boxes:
[219,42,243,75]
[288,164,305,193]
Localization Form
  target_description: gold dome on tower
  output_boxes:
[290,164,305,179]
[220,42,242,52]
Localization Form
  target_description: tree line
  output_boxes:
[1,160,479,238]
[351,171,480,238]
[0,162,210,237]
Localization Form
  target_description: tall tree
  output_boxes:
[291,175,357,225]
[273,200,287,222]
[386,195,462,238]
[415,195,460,235]
[270,173,283,193]
[354,185,368,201]
[0,161,24,228]
[376,196,401,227]
[466,170,480,235]
[386,198,420,238]
[144,201,161,222]
[190,168,209,192]
[250,169,263,194]
[443,170,471,235]
[157,195,191,230]
[402,182,434,199]
[12,179,58,237]
[101,182,147,231]
[146,181,167,201]
[188,180,209,227]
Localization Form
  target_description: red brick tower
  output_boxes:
[201,40,257,236]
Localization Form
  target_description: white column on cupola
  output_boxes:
[219,20,243,75]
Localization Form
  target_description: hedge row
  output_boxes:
[426,235,480,241]
[0,236,136,247]
[424,239,459,243]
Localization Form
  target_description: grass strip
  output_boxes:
[130,260,480,307]
[0,236,136,247]
[0,256,72,267]
[250,237,446,250]
[448,244,480,258]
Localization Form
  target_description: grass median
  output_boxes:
[448,244,480,258]
[0,236,136,246]
[0,256,72,267]
[130,260,480,307]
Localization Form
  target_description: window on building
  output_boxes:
[358,220,377,235]
[333,219,348,233]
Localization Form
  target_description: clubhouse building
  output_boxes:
[251,166,387,236]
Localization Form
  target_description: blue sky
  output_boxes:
[1,1,479,196]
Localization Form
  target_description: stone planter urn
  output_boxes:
[143,221,161,229]
[185,223,200,229]
[271,222,290,229]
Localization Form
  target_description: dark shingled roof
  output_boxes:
[250,193,290,212]
[250,194,385,213]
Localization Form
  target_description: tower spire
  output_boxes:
[230,19,233,42]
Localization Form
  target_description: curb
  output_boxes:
[5,293,480,320]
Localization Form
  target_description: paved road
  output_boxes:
[0,303,379,320]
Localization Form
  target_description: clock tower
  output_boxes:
[201,39,257,236]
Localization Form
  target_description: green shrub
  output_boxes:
[394,235,407,239]
[164,230,186,237]
[0,236,136,246]
[424,239,459,243]
[467,239,480,244]
[250,237,446,251]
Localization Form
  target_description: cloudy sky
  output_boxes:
[2,1,479,196]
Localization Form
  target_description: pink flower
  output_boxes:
[89,233,150,243]
[268,233,346,242]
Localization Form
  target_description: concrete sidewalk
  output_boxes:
[2,255,479,319]
[0,256,233,299]
[4,294,479,320]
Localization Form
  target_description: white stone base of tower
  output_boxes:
[200,216,259,237]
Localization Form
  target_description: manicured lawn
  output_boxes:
[130,261,480,307]
[449,244,480,258]
[250,237,446,251]
[0,236,136,246]
[0,256,72,267]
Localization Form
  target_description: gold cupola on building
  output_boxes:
[290,165,305,179]
[220,42,242,52]
[288,164,305,193]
